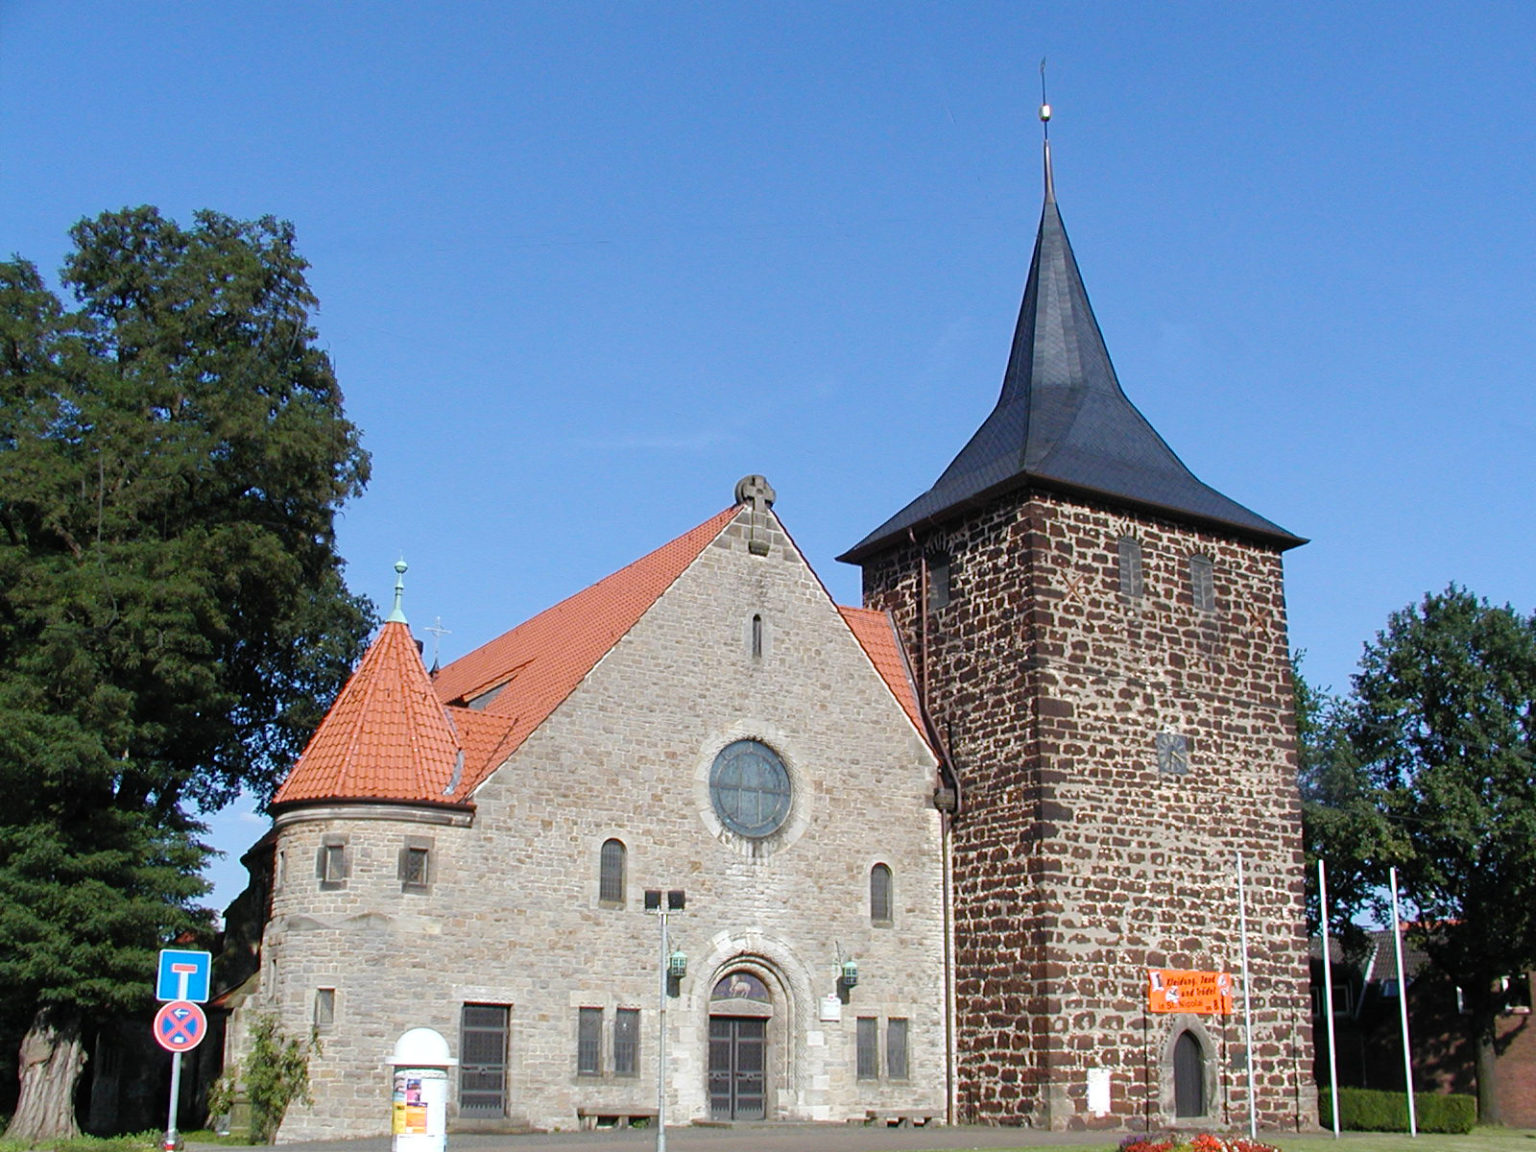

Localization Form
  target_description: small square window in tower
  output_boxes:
[318,840,348,888]
[398,843,431,891]
[1189,554,1215,612]
[1118,536,1144,599]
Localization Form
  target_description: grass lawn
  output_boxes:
[1269,1131,1536,1152]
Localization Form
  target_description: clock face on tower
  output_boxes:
[709,739,792,838]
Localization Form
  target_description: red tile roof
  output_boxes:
[431,508,739,745]
[273,504,935,809]
[273,620,514,809]
[839,606,930,746]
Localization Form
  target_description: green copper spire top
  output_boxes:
[387,558,409,624]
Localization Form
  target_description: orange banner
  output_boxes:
[1147,969,1234,1014]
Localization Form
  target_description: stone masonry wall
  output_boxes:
[256,506,947,1139]
[862,488,1316,1132]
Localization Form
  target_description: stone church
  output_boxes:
[219,131,1315,1136]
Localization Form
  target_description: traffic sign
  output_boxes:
[156,949,212,1003]
[153,1001,207,1053]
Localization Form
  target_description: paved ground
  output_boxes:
[189,1124,1116,1152]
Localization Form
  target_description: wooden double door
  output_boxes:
[707,1015,766,1120]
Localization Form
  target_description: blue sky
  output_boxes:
[4,3,1533,913]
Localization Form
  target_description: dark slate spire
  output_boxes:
[841,127,1304,564]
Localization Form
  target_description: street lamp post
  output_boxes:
[644,889,685,1152]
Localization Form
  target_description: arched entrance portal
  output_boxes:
[1173,1029,1206,1118]
[708,971,772,1120]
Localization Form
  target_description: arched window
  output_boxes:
[599,838,625,906]
[870,863,893,926]
[751,614,763,660]
[1173,1030,1206,1117]
[1117,536,1144,599]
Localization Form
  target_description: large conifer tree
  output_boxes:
[0,208,372,1139]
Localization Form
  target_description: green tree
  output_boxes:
[1295,656,1391,959]
[1347,586,1536,1124]
[0,207,372,1140]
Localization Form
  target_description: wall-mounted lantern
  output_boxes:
[840,959,859,989]
[668,949,689,980]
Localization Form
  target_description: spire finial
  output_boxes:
[387,558,409,624]
[1039,58,1055,205]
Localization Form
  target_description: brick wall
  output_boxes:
[862,488,1316,1131]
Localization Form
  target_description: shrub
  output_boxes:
[1317,1087,1476,1134]
[206,1015,316,1143]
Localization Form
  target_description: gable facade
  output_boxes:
[235,501,947,1137]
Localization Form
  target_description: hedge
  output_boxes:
[1317,1087,1476,1134]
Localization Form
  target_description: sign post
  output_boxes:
[154,949,212,1152]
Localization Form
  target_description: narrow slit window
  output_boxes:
[870,863,893,926]
[599,839,626,906]
[577,1008,602,1076]
[751,614,763,660]
[314,988,336,1029]
[1189,554,1215,612]
[613,1008,640,1076]
[886,1017,909,1080]
[1118,536,1144,599]
[856,1016,879,1080]
[929,559,951,610]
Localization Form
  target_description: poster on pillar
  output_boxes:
[1146,969,1234,1014]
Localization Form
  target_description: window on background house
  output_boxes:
[1118,536,1144,599]
[856,1017,879,1081]
[577,1008,602,1076]
[614,1008,640,1076]
[313,988,335,1029]
[1499,974,1533,1013]
[870,864,893,927]
[599,839,626,906]
[886,1017,909,1080]
[1189,554,1215,612]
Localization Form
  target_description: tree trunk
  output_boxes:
[1474,1013,1503,1126]
[5,1005,87,1143]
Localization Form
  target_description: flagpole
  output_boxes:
[1237,852,1257,1140]
[1389,867,1417,1137]
[1318,860,1340,1137]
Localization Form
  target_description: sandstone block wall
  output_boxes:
[862,489,1316,1131]
[248,507,947,1139]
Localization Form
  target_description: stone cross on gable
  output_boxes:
[734,475,777,557]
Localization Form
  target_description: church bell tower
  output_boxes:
[840,112,1315,1131]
